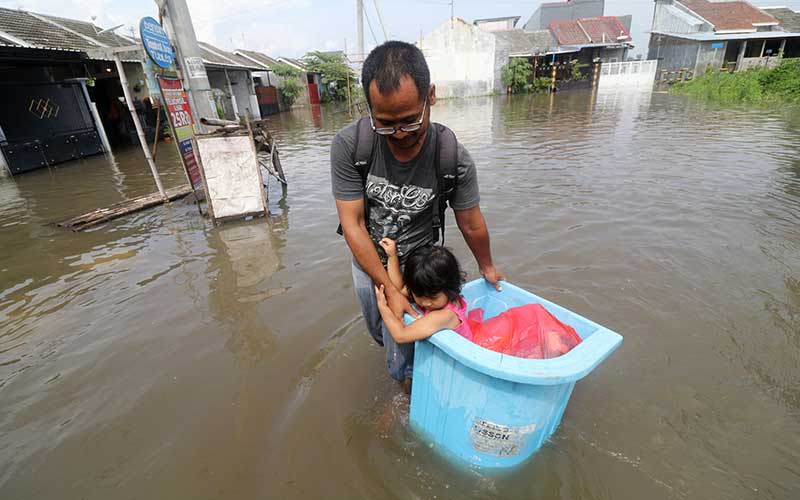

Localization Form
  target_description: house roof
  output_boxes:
[494,28,557,55]
[277,56,308,71]
[38,13,133,47]
[763,7,800,32]
[197,41,261,70]
[550,16,631,46]
[0,7,92,52]
[234,49,280,70]
[651,30,800,41]
[474,16,521,26]
[677,0,778,32]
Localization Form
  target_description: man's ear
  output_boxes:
[429,84,436,106]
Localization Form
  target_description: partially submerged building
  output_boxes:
[0,7,265,175]
[648,0,800,77]
[277,56,322,105]
[419,14,632,98]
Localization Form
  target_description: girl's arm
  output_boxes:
[379,238,405,292]
[375,285,460,344]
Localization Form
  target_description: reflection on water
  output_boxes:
[1,91,800,499]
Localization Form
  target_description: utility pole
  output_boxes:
[450,0,454,28]
[155,0,215,133]
[357,0,364,68]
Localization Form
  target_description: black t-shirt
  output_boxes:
[331,120,480,262]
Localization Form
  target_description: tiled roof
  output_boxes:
[550,16,630,46]
[494,29,557,55]
[678,0,777,31]
[0,7,91,51]
[0,32,22,47]
[763,7,800,32]
[198,41,261,70]
[235,49,281,69]
[40,13,133,47]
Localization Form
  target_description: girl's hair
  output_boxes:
[402,245,465,303]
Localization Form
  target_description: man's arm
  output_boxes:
[336,198,419,318]
[455,206,505,290]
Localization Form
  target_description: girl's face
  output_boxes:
[412,291,449,310]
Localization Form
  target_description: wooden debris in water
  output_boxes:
[55,184,194,232]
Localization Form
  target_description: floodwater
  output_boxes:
[1,89,799,500]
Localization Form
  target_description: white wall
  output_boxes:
[419,18,497,99]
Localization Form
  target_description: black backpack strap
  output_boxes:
[337,117,376,235]
[431,123,458,244]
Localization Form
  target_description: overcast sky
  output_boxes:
[4,0,800,59]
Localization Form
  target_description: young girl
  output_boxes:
[374,238,473,344]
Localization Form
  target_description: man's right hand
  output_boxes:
[386,285,421,319]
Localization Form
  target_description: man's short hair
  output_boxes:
[361,41,430,106]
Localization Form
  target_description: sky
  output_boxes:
[3,0,800,60]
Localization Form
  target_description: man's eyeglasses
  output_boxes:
[368,99,428,136]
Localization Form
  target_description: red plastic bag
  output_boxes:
[467,304,581,359]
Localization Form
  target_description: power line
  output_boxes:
[363,5,380,44]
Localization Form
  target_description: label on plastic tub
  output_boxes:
[470,419,536,457]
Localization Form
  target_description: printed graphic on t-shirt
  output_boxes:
[366,173,435,258]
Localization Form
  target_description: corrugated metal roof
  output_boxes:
[763,7,800,32]
[277,56,307,71]
[474,16,521,25]
[0,7,93,52]
[678,0,777,31]
[652,30,800,41]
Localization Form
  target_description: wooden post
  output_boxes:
[151,105,162,158]
[245,116,269,217]
[113,54,166,199]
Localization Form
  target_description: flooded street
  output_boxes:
[1,89,799,499]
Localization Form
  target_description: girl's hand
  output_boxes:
[374,284,390,311]
[378,238,398,257]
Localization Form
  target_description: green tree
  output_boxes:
[273,63,304,107]
[501,58,534,94]
[303,51,357,102]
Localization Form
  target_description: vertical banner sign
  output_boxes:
[158,77,203,192]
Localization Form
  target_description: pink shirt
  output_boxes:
[423,297,473,341]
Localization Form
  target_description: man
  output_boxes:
[331,41,503,383]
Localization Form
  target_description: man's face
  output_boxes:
[368,75,435,150]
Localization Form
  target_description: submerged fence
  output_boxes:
[599,60,658,86]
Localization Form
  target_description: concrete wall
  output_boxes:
[524,0,604,31]
[648,34,700,73]
[651,0,711,34]
[694,42,726,75]
[227,69,258,119]
[419,18,497,99]
[475,19,516,32]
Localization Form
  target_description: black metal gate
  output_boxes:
[0,82,104,175]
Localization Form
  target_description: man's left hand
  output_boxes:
[480,265,506,291]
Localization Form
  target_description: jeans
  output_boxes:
[351,260,415,381]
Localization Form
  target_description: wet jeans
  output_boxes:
[351,260,414,381]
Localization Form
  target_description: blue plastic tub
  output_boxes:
[406,279,622,468]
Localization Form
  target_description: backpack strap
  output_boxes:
[336,117,376,235]
[431,123,458,244]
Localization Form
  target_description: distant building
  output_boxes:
[648,0,800,77]
[277,56,322,105]
[474,16,521,32]
[523,0,604,31]
[419,14,632,98]
[762,7,800,33]
[0,6,264,175]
